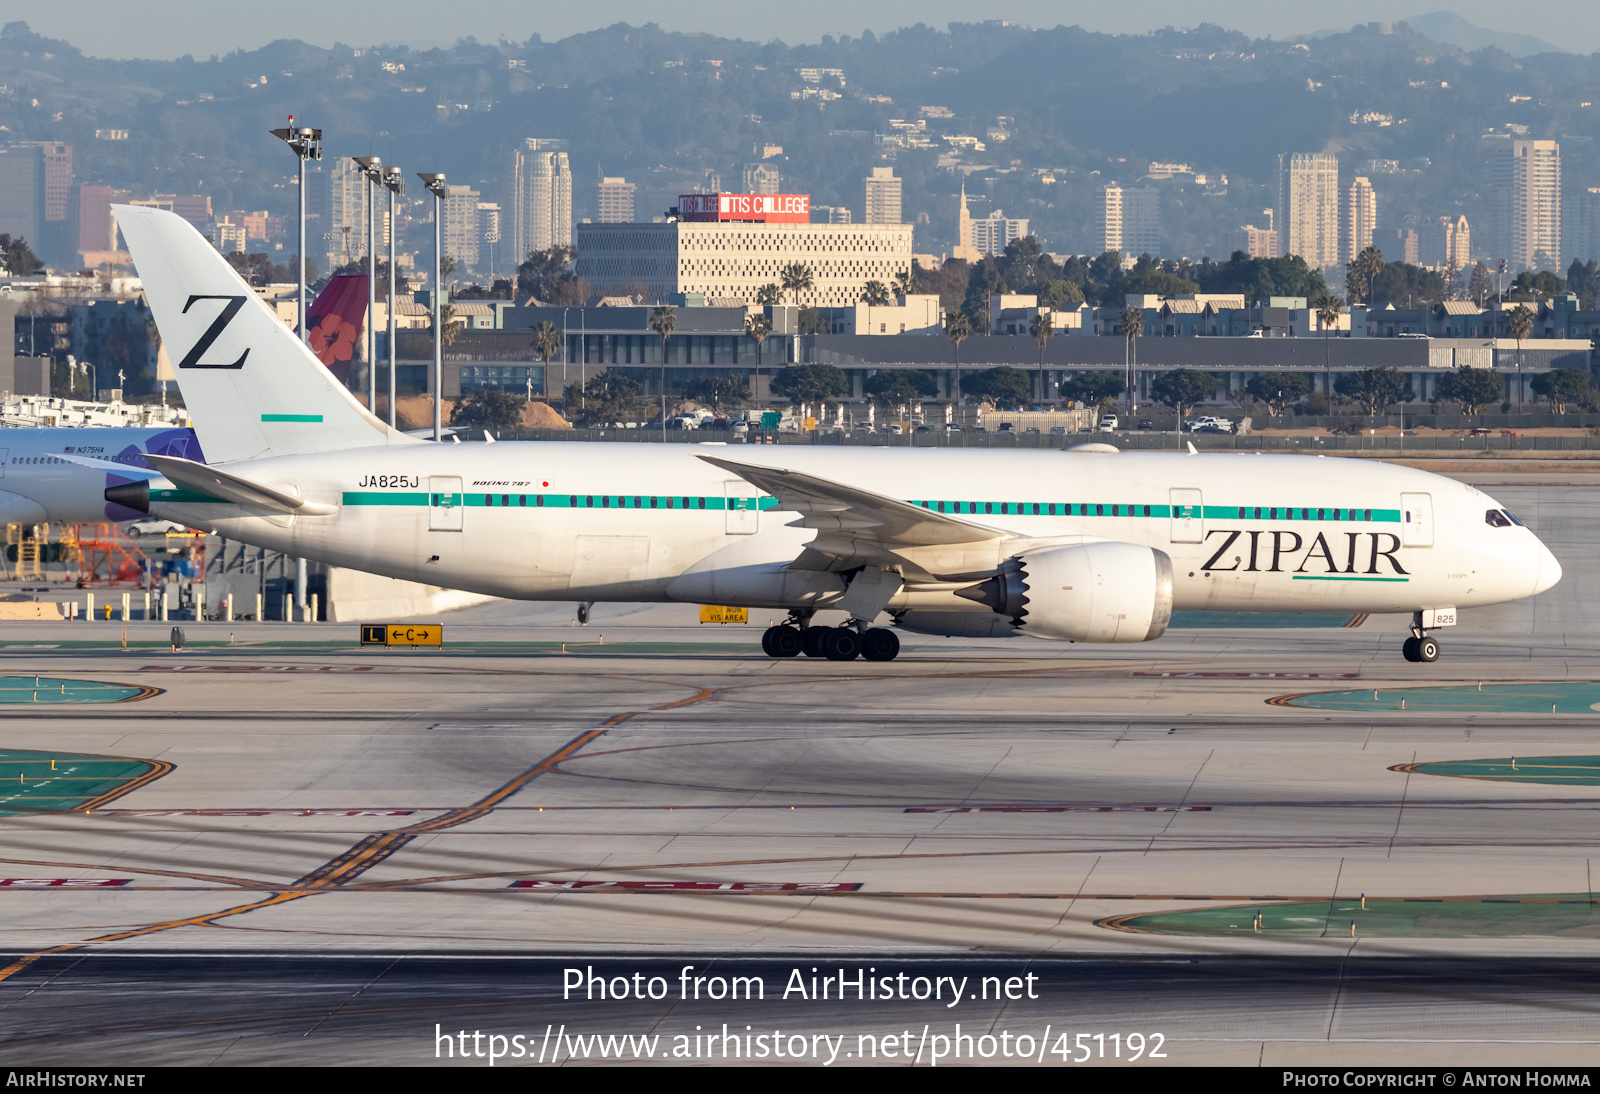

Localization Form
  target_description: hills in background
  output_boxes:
[1381,12,1560,58]
[3,14,1600,268]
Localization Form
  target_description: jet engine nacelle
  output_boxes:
[957,541,1174,643]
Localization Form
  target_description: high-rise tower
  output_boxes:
[509,139,573,261]
[1277,152,1340,269]
[1343,176,1376,265]
[1507,139,1561,272]
[864,167,902,225]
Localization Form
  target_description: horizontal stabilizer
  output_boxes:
[140,453,337,516]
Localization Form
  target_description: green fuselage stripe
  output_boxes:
[262,414,324,423]
[336,493,1406,524]
[1291,575,1410,582]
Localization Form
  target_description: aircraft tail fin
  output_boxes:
[115,204,419,464]
[300,272,369,386]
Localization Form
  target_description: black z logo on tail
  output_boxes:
[178,294,249,369]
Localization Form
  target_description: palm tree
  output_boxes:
[1029,311,1053,406]
[435,303,460,351]
[1349,245,1384,305]
[533,320,561,406]
[892,268,916,297]
[861,280,891,306]
[1315,296,1343,408]
[1120,306,1143,412]
[780,263,814,306]
[945,311,972,404]
[744,312,771,418]
[649,305,677,436]
[755,283,782,306]
[1507,303,1533,412]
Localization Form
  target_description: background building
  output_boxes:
[1507,138,1561,272]
[1277,152,1340,269]
[323,157,370,275]
[1383,226,1419,265]
[508,139,572,263]
[596,177,635,223]
[1226,221,1279,259]
[577,195,912,306]
[1099,183,1161,259]
[1343,176,1376,264]
[1578,190,1600,266]
[742,163,781,194]
[814,205,853,224]
[440,184,483,274]
[863,166,902,225]
[1420,215,1470,270]
[0,143,73,266]
[968,210,1029,256]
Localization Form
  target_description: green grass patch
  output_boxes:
[0,748,170,815]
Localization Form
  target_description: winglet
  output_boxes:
[1186,441,1198,454]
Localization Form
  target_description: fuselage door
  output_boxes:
[1169,488,1203,543]
[428,476,464,532]
[1400,492,1433,547]
[0,449,9,479]
[724,482,759,535]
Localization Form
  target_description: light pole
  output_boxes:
[353,156,383,413]
[418,173,448,442]
[382,166,404,428]
[269,119,322,347]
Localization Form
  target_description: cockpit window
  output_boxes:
[1485,509,1514,528]
[1504,510,1525,527]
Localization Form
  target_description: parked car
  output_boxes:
[731,420,750,437]
[1049,425,1070,436]
[997,422,1015,433]
[1137,418,1154,430]
[125,519,187,539]
[878,423,904,434]
[1098,415,1119,433]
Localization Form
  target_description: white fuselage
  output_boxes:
[133,443,1560,619]
[0,426,201,526]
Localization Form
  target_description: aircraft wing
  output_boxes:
[141,453,338,517]
[696,454,1013,579]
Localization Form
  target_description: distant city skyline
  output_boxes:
[11,3,1600,61]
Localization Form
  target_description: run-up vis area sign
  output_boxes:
[360,624,444,647]
[699,605,749,624]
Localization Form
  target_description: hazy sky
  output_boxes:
[4,1,1598,59]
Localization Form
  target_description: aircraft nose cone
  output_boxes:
[1533,537,1562,596]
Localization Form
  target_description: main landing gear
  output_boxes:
[1402,611,1441,663]
[760,612,900,662]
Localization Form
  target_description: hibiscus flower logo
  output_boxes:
[309,314,358,366]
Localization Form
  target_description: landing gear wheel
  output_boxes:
[1402,637,1420,662]
[576,602,592,625]
[822,627,862,661]
[801,626,831,658]
[860,628,900,662]
[762,625,802,658]
[1417,636,1440,662]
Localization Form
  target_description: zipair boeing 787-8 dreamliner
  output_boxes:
[98,204,1559,663]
